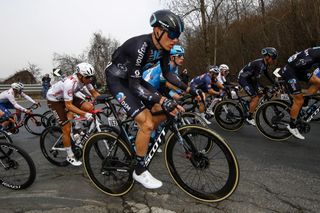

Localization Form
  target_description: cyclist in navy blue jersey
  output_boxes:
[238,47,278,126]
[105,10,202,189]
[189,65,224,124]
[280,47,320,140]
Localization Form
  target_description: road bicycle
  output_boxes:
[6,103,48,135]
[39,107,114,167]
[255,94,320,141]
[82,97,239,202]
[0,142,36,189]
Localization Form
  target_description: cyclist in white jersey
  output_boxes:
[46,62,100,166]
[0,82,39,130]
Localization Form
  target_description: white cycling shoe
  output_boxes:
[133,170,163,189]
[286,125,305,140]
[246,118,256,126]
[67,156,82,166]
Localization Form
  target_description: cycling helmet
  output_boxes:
[208,65,220,74]
[11,82,24,92]
[75,62,95,77]
[170,45,185,56]
[261,47,278,60]
[219,64,229,71]
[150,10,184,39]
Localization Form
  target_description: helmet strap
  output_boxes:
[153,29,166,50]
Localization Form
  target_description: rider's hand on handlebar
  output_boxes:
[84,113,93,120]
[25,109,32,114]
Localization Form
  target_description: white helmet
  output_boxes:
[11,82,24,92]
[219,64,229,71]
[75,62,95,77]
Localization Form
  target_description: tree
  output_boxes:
[87,32,119,86]
[53,53,86,76]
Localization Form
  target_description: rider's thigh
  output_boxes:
[309,74,320,88]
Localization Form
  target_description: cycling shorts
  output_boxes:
[106,73,157,118]
[281,65,313,94]
[238,77,260,97]
[47,97,84,125]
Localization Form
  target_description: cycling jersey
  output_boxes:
[142,63,179,90]
[190,73,214,93]
[0,88,36,112]
[105,34,187,118]
[238,58,270,81]
[238,58,273,97]
[47,74,94,102]
[281,47,320,94]
[217,73,227,84]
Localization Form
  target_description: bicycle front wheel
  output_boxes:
[0,142,36,189]
[24,114,48,135]
[255,101,292,141]
[165,125,239,202]
[83,132,134,196]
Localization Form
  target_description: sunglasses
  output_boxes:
[84,76,93,79]
[167,30,181,40]
[175,54,184,58]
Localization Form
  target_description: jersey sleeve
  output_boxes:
[21,92,36,104]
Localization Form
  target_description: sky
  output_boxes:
[0,0,165,79]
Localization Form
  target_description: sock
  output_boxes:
[289,118,297,128]
[65,147,74,157]
[135,155,147,175]
[248,112,253,120]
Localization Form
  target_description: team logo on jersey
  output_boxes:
[116,92,126,102]
[288,79,297,91]
[67,89,73,97]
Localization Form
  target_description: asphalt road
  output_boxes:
[1,100,320,213]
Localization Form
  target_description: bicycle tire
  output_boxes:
[165,125,239,202]
[0,142,36,189]
[214,100,244,131]
[24,114,48,135]
[83,132,134,196]
[255,100,292,141]
[0,130,14,158]
[40,126,69,166]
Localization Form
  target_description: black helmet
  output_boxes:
[150,10,184,39]
[261,47,278,60]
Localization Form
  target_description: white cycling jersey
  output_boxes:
[217,72,227,84]
[47,74,94,102]
[0,88,36,112]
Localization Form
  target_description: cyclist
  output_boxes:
[238,47,278,126]
[217,64,230,85]
[0,82,40,131]
[280,46,320,140]
[143,44,185,100]
[46,62,100,166]
[189,65,224,123]
[105,10,201,189]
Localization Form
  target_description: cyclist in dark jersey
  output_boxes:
[105,10,201,189]
[238,47,278,126]
[280,46,320,140]
[189,65,224,124]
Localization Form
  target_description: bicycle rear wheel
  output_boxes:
[255,101,292,141]
[24,114,48,135]
[165,125,239,202]
[214,100,244,131]
[0,142,36,189]
[40,126,69,166]
[83,132,134,196]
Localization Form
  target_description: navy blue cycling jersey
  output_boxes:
[238,58,268,80]
[287,47,320,70]
[106,34,187,104]
[190,73,216,92]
